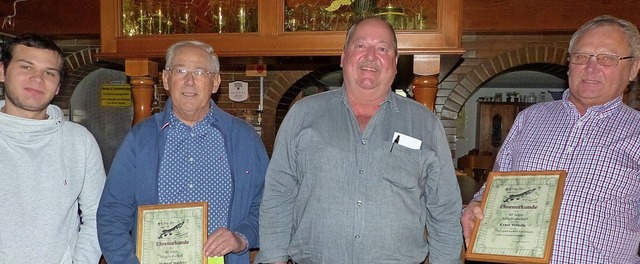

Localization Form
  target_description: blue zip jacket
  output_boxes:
[97,99,268,264]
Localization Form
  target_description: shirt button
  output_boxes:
[361,139,367,145]
[357,200,362,206]
[359,169,364,174]
[355,235,360,239]
[189,184,193,188]
[189,157,194,162]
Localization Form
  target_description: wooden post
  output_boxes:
[125,58,158,126]
[412,55,440,111]
[413,75,439,111]
[129,77,155,125]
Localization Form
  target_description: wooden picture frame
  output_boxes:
[466,170,566,263]
[137,202,208,264]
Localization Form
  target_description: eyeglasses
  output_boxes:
[568,52,635,66]
[165,68,216,79]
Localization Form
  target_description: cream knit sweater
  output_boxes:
[0,101,105,263]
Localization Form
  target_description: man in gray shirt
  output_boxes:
[257,18,463,264]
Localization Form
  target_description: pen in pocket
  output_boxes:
[390,135,400,152]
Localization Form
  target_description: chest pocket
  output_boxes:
[378,142,428,190]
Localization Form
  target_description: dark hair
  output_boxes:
[1,34,67,85]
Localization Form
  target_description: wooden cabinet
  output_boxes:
[476,102,533,155]
[99,0,463,58]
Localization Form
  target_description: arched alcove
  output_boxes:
[439,45,570,156]
[455,64,568,158]
[70,68,132,171]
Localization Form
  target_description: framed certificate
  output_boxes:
[466,170,566,263]
[137,202,208,264]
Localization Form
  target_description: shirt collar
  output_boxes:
[333,87,398,112]
[384,91,400,112]
[561,89,623,118]
[166,99,217,129]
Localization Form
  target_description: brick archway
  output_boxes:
[438,45,570,154]
[54,47,123,109]
[274,65,342,130]
[441,46,569,119]
[260,65,342,153]
[260,70,310,152]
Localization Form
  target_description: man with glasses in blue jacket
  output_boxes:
[98,40,268,264]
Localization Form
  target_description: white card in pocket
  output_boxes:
[392,132,422,150]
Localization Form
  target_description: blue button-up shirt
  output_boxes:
[257,88,463,264]
[158,107,232,234]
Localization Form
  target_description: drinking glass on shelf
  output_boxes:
[298,4,314,31]
[173,3,196,33]
[122,0,138,36]
[284,7,297,31]
[210,0,230,33]
[151,1,171,34]
[414,13,426,30]
[340,11,353,31]
[352,0,377,20]
[318,8,336,31]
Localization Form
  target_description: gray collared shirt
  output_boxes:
[257,88,462,264]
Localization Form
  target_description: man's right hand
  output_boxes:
[461,201,484,248]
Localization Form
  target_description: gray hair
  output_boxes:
[165,40,220,73]
[343,17,398,56]
[569,15,640,58]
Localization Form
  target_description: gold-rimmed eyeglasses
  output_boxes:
[165,68,216,79]
[568,52,635,66]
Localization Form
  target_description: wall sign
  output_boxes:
[101,84,132,107]
[229,81,249,102]
[246,64,267,77]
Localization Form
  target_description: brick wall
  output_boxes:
[52,39,102,111]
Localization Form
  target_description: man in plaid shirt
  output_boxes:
[462,15,640,263]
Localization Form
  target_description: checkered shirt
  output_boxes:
[474,91,640,263]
